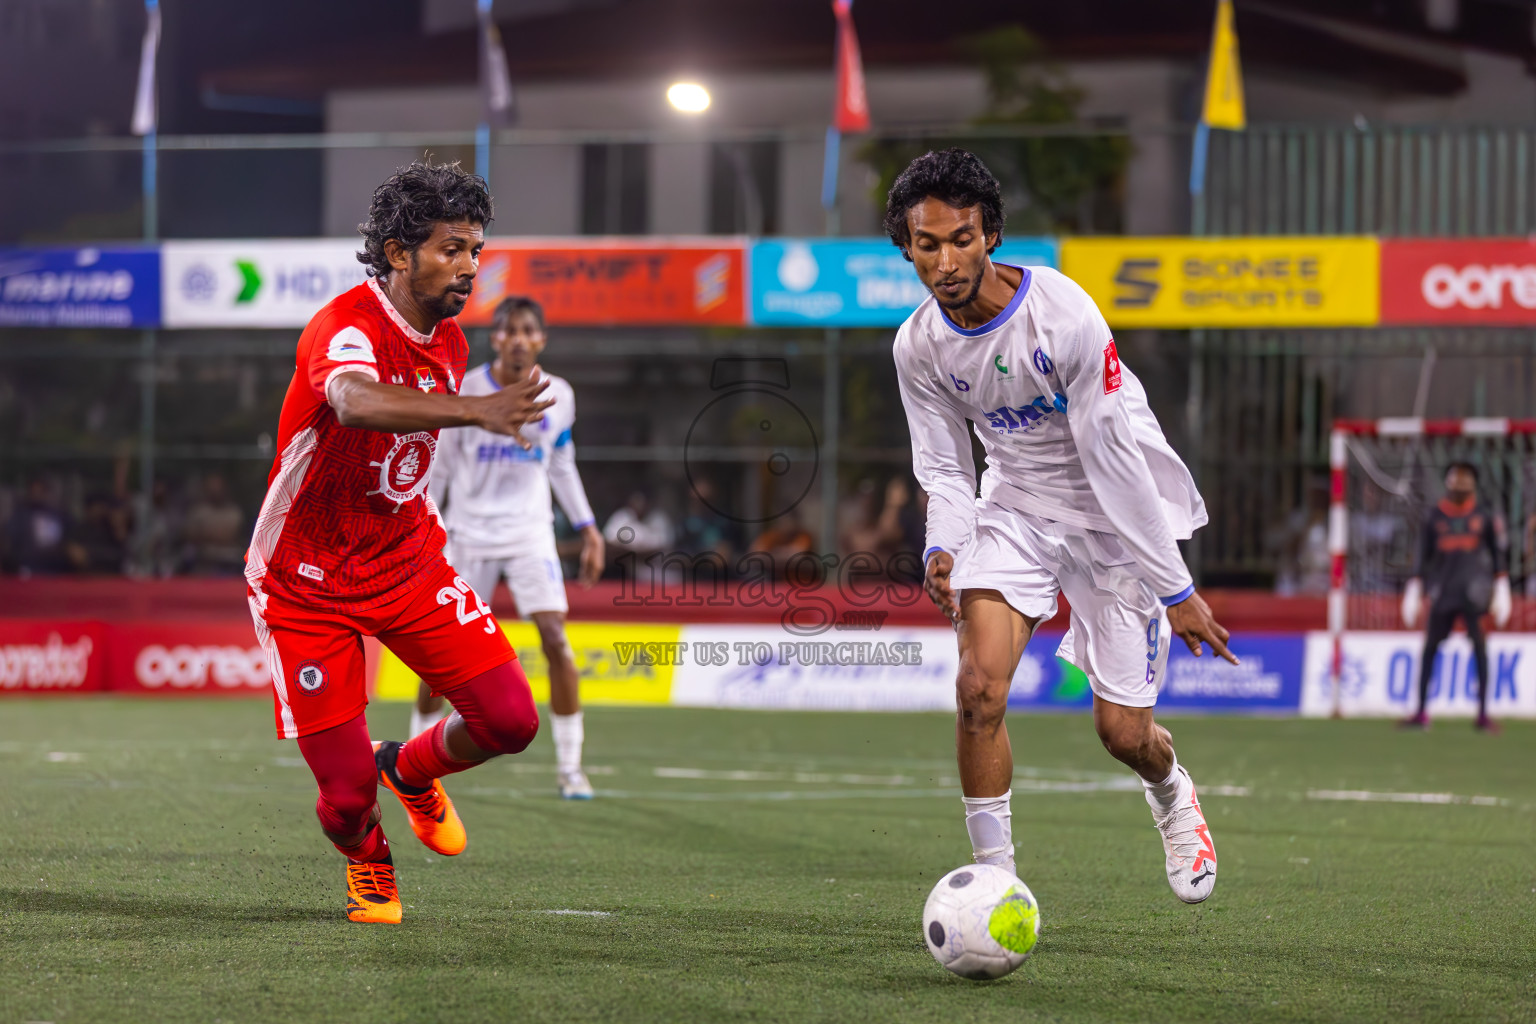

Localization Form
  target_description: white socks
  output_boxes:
[409,705,447,740]
[962,791,1015,876]
[1142,758,1188,819]
[551,711,584,775]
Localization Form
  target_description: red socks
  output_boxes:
[333,823,390,863]
[395,718,477,789]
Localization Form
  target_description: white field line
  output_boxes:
[535,909,612,917]
[1306,788,1509,807]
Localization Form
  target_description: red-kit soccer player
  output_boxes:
[245,161,552,923]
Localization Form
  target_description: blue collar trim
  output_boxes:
[939,264,1031,337]
[482,363,501,392]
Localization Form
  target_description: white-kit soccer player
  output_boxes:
[887,149,1237,903]
[415,295,606,799]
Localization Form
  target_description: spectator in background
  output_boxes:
[838,476,912,567]
[78,489,133,574]
[750,509,814,576]
[6,477,84,575]
[676,477,738,565]
[137,478,184,578]
[181,473,245,576]
[604,490,674,587]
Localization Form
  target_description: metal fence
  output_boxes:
[1195,123,1536,237]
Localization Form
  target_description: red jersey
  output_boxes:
[246,279,468,613]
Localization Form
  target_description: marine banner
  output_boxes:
[0,247,160,328]
[1060,236,1379,327]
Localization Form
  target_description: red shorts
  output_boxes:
[248,559,515,739]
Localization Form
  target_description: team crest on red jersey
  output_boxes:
[1103,340,1123,394]
[294,660,328,695]
[369,431,436,511]
[414,367,437,393]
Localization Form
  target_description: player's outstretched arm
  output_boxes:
[328,370,552,438]
[1166,592,1238,665]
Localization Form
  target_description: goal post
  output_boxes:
[1327,418,1536,716]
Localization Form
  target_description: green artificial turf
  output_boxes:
[2,701,1534,1023]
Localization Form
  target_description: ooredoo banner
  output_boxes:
[463,239,747,327]
[1380,239,1536,325]
[0,621,105,693]
[108,622,270,695]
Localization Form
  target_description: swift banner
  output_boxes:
[750,238,1057,327]
[463,240,746,326]
[1380,239,1536,325]
[162,240,366,328]
[0,247,160,328]
[1060,236,1379,327]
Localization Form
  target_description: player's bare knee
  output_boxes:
[955,668,1009,734]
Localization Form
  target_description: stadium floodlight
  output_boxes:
[667,82,711,114]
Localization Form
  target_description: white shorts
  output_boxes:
[950,503,1170,708]
[446,540,568,618]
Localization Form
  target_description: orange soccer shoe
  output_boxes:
[373,740,467,856]
[346,856,402,924]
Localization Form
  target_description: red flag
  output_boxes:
[831,0,869,133]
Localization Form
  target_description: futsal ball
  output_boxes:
[922,864,1040,980]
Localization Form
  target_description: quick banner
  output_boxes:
[1301,631,1536,718]
[1060,236,1380,327]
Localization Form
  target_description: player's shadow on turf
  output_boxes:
[0,887,334,924]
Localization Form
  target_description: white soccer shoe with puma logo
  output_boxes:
[1153,765,1217,903]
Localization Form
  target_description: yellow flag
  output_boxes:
[1201,0,1245,130]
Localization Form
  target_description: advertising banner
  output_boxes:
[374,622,681,705]
[1301,631,1536,718]
[1060,236,1379,327]
[1006,632,1304,714]
[161,239,367,328]
[106,622,270,695]
[0,621,105,693]
[463,239,746,326]
[0,247,160,328]
[1380,239,1536,325]
[749,237,1057,327]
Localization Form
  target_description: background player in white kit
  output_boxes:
[887,150,1238,903]
[415,296,605,800]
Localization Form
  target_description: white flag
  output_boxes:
[131,0,161,136]
[479,0,514,121]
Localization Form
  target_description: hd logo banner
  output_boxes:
[1060,236,1379,327]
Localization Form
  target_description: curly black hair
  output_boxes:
[882,148,1005,261]
[356,160,494,277]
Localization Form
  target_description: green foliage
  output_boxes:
[862,25,1131,235]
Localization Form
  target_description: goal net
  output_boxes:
[1324,418,1536,716]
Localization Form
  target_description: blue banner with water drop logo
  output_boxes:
[750,237,1057,327]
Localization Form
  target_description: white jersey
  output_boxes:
[429,364,596,559]
[894,265,1206,602]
